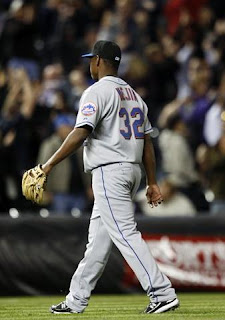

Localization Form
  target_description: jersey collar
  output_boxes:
[99,76,127,85]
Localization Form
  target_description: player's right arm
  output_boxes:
[142,134,163,207]
[42,84,104,175]
[42,126,91,175]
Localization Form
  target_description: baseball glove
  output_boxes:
[22,165,47,204]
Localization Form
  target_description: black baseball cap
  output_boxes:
[81,40,121,64]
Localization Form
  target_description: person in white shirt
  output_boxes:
[136,178,196,217]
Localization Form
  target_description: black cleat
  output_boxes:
[144,297,179,314]
[50,301,80,314]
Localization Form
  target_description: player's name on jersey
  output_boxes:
[116,87,138,102]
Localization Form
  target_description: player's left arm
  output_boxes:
[142,134,163,207]
[42,126,91,175]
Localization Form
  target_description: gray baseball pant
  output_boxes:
[66,163,176,312]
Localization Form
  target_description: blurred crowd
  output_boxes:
[1,0,225,216]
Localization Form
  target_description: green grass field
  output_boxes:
[0,293,225,320]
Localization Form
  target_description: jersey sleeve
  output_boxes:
[75,86,104,130]
[143,101,153,134]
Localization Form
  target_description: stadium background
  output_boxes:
[0,0,225,296]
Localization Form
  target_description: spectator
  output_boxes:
[144,43,178,124]
[159,56,214,150]
[135,178,196,216]
[0,68,36,211]
[123,54,148,98]
[86,0,109,26]
[0,1,40,80]
[158,111,208,211]
[44,0,88,73]
[36,113,87,214]
[164,0,208,36]
[97,9,117,41]
[37,63,68,109]
[204,72,225,146]
[177,55,211,100]
[196,6,215,45]
[179,66,214,150]
[196,132,225,215]
[133,9,151,53]
[158,111,198,186]
[68,69,89,112]
[116,31,135,77]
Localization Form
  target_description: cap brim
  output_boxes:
[81,53,95,58]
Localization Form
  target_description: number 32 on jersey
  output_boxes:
[119,107,144,139]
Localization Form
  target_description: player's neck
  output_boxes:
[98,69,118,80]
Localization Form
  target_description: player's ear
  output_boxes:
[96,55,100,67]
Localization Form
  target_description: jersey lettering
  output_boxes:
[119,107,144,139]
[116,87,138,102]
[131,108,145,139]
[119,108,132,139]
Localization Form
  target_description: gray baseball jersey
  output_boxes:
[75,76,152,172]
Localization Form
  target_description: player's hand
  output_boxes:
[146,184,163,208]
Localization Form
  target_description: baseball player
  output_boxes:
[40,40,179,314]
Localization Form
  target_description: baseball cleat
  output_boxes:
[50,301,80,314]
[144,297,179,314]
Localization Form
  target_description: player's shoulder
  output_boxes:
[83,78,119,101]
[82,82,98,96]
[80,81,110,110]
[82,80,108,99]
